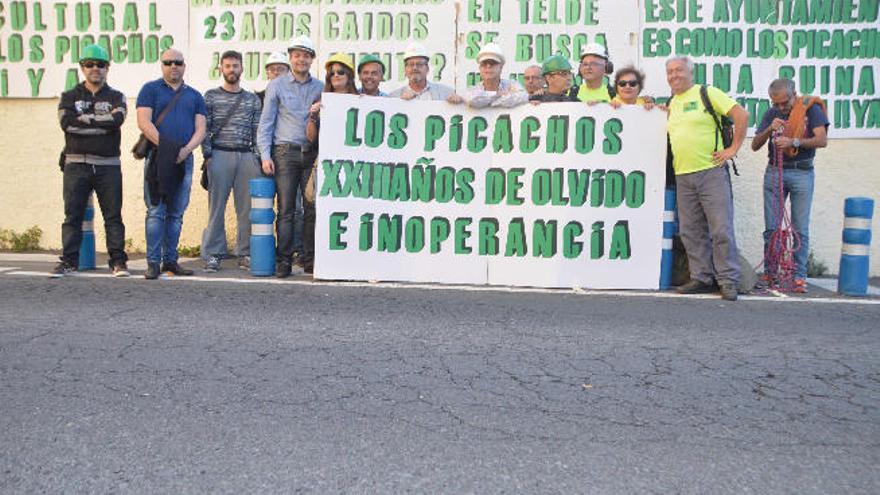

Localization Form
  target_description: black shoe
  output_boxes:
[720,283,738,301]
[676,279,716,294]
[144,262,160,280]
[50,261,77,278]
[276,261,292,278]
[161,261,193,276]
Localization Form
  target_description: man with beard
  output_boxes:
[136,48,207,279]
[52,44,129,278]
[257,36,324,278]
[200,50,263,272]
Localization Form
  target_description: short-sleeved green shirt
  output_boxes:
[667,85,736,175]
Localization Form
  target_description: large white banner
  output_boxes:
[315,93,667,289]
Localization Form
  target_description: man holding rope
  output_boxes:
[751,78,828,293]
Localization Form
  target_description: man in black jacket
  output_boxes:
[52,44,129,278]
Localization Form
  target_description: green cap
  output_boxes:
[541,55,572,75]
[80,44,110,64]
[357,54,385,74]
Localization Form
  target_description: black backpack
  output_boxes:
[666,84,738,186]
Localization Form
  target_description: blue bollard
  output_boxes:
[249,178,276,276]
[659,188,678,289]
[78,194,96,270]
[838,197,874,296]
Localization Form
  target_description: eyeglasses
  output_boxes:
[162,60,185,67]
[580,61,605,68]
[81,61,107,69]
[617,80,639,87]
[548,71,571,78]
[329,70,348,77]
[405,62,428,69]
[266,66,288,73]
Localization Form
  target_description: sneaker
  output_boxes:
[276,261,292,278]
[50,261,77,278]
[676,279,716,295]
[112,262,130,278]
[237,256,250,270]
[144,262,160,280]
[720,283,738,301]
[204,255,221,273]
[291,260,306,276]
[161,261,194,276]
[792,278,808,293]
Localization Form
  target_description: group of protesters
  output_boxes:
[54,37,828,301]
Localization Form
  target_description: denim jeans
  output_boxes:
[763,165,815,279]
[144,156,193,264]
[61,163,127,267]
[272,145,315,263]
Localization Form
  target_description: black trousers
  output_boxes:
[61,163,127,267]
[272,145,315,264]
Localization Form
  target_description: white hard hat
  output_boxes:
[264,51,290,68]
[477,42,504,65]
[403,42,429,62]
[580,42,609,60]
[288,35,316,56]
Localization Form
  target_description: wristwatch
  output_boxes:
[792,138,801,148]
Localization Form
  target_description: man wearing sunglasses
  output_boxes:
[136,48,207,279]
[529,55,578,103]
[53,44,129,278]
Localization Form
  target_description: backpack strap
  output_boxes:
[699,84,739,176]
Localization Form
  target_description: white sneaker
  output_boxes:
[112,262,130,278]
[204,255,222,273]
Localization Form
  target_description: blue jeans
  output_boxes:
[144,156,193,264]
[763,165,815,279]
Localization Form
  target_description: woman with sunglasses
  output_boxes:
[611,65,655,109]
[300,54,358,273]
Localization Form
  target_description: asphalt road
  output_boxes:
[1,274,878,494]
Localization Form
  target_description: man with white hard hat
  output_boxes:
[463,42,528,108]
[389,42,455,101]
[256,35,323,278]
[256,52,290,105]
[576,42,616,103]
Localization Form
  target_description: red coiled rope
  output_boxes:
[762,126,801,291]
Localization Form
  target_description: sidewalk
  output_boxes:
[4,251,879,302]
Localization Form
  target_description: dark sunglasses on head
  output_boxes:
[617,80,639,87]
[81,61,107,69]
[329,70,348,76]
[162,60,185,67]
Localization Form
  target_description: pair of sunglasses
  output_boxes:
[329,70,347,76]
[162,60,185,67]
[81,61,107,69]
[617,80,639,87]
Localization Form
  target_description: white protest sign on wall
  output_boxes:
[0,1,186,97]
[314,93,667,289]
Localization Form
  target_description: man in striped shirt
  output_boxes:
[201,50,263,272]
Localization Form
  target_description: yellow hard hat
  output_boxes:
[324,53,354,73]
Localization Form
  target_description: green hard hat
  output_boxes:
[80,44,110,63]
[541,55,572,75]
[357,54,385,74]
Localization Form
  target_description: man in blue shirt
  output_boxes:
[257,36,324,278]
[136,48,207,279]
[751,78,828,292]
